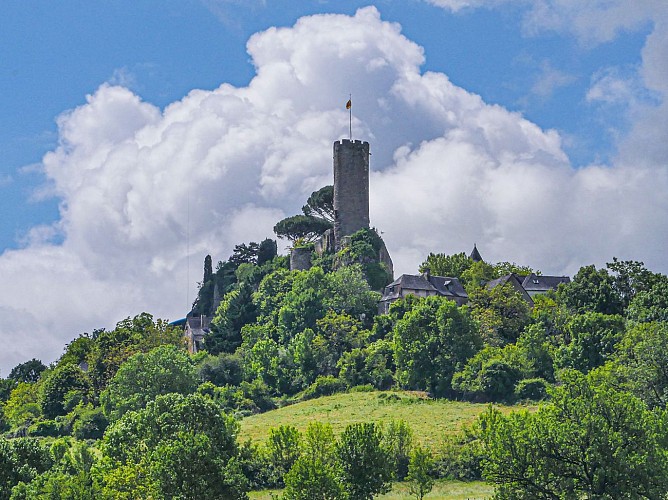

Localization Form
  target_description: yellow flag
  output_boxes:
[346,99,351,109]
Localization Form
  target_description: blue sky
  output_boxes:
[1,1,667,370]
[1,1,651,250]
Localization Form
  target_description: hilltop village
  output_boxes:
[185,138,570,349]
[3,138,667,498]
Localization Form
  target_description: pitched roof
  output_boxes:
[427,275,468,299]
[470,244,483,262]
[388,274,437,292]
[381,274,467,302]
[486,274,521,289]
[486,273,534,304]
[521,273,570,292]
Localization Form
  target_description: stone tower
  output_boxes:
[333,139,370,247]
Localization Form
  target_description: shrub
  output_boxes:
[514,378,549,401]
[301,376,346,401]
[27,419,62,437]
[348,384,374,393]
[72,406,108,440]
[435,431,484,481]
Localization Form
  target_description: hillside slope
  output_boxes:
[239,390,522,449]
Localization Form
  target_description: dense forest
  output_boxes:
[2,220,668,498]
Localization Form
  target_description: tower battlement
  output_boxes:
[334,139,369,148]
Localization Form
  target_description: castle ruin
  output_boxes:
[307,138,393,282]
[333,139,370,248]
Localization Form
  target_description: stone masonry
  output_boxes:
[333,139,370,248]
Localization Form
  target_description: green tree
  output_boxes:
[555,312,625,373]
[336,422,393,500]
[515,324,555,382]
[197,352,243,387]
[229,242,260,266]
[337,348,369,388]
[99,392,247,499]
[0,438,52,499]
[204,253,213,283]
[290,328,319,388]
[479,370,668,499]
[0,378,16,403]
[266,425,301,484]
[338,340,394,390]
[460,260,497,290]
[277,267,329,336]
[614,321,668,409]
[8,359,46,384]
[283,422,342,500]
[11,439,100,499]
[87,313,183,394]
[207,283,257,355]
[606,258,661,311]
[312,311,366,378]
[191,254,215,316]
[59,335,95,368]
[336,228,392,291]
[558,264,623,315]
[72,405,108,440]
[468,283,531,345]
[4,382,41,429]
[40,363,91,419]
[382,420,413,480]
[100,345,198,422]
[324,263,381,322]
[407,446,434,500]
[394,296,481,397]
[302,185,335,223]
[242,336,295,395]
[493,261,537,277]
[530,292,569,341]
[274,215,333,244]
[452,345,529,402]
[419,252,472,278]
[627,276,668,323]
[257,238,278,266]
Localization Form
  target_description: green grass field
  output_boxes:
[248,479,494,499]
[239,390,522,450]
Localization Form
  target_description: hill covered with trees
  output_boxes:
[1,236,668,498]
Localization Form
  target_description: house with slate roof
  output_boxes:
[487,272,570,306]
[486,274,533,303]
[520,273,571,298]
[378,244,570,313]
[378,269,468,314]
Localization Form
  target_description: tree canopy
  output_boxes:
[273,215,333,244]
[302,185,334,222]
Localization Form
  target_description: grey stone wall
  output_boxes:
[333,139,370,247]
[314,228,335,256]
[290,246,313,271]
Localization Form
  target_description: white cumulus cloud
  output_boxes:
[1,6,668,372]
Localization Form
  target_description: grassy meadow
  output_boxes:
[248,480,494,499]
[239,390,524,450]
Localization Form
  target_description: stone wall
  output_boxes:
[333,139,370,247]
[290,246,313,271]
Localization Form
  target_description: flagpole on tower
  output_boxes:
[346,94,352,140]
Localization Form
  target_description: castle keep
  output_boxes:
[333,139,370,247]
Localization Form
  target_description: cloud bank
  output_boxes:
[1,6,667,371]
